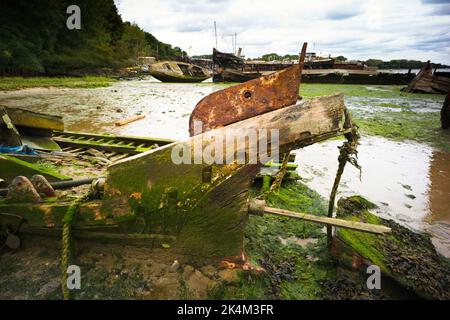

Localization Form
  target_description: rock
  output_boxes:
[278,236,318,248]
[306,254,319,262]
[401,184,412,191]
[116,108,123,113]
[217,269,239,283]
[36,278,60,297]
[336,195,376,217]
[200,265,216,278]
[182,265,194,280]
[6,176,42,203]
[30,175,55,197]
[169,260,180,273]
[185,270,216,299]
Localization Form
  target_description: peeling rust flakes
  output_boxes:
[189,64,301,136]
[189,43,307,136]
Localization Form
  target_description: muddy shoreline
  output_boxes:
[1,77,449,299]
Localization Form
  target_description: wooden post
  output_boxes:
[441,92,450,129]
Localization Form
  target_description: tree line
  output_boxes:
[0,0,185,76]
[194,50,448,70]
[364,59,448,69]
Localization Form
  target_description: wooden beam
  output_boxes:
[4,107,64,131]
[263,206,391,235]
[0,106,22,146]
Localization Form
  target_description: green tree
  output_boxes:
[0,0,185,75]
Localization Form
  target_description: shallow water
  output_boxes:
[0,77,448,256]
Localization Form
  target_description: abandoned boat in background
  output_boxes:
[149,61,211,83]
[403,61,450,94]
[212,48,262,82]
[212,48,414,85]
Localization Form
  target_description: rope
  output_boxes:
[327,111,361,247]
[61,191,92,300]
[269,152,291,193]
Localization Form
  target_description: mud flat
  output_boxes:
[1,77,449,299]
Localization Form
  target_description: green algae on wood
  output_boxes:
[334,195,450,300]
[0,154,70,183]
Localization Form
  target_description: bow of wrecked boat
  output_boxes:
[1,45,449,300]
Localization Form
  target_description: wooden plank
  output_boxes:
[0,106,22,146]
[4,107,63,131]
[263,206,391,235]
[115,114,146,126]
[0,154,71,184]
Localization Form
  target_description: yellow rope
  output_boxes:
[61,192,91,300]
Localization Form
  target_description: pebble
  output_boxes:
[169,260,180,272]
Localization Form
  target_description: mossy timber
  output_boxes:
[333,196,450,300]
[1,94,352,263]
[0,154,70,184]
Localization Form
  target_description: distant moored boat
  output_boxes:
[149,61,211,83]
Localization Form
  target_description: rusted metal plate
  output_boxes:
[189,43,307,136]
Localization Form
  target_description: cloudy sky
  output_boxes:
[115,0,450,64]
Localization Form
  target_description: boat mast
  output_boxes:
[214,21,218,49]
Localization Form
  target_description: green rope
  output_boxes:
[269,152,291,193]
[61,192,91,300]
[327,111,361,247]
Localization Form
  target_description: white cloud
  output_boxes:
[115,0,450,64]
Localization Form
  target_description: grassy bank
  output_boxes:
[356,111,450,151]
[300,83,445,101]
[0,76,116,91]
[299,83,450,151]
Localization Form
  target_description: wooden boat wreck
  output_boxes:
[0,106,64,152]
[149,61,211,83]
[212,48,413,85]
[1,45,390,275]
[212,48,262,82]
[403,61,450,94]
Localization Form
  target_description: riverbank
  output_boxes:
[0,77,117,91]
[299,84,449,151]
